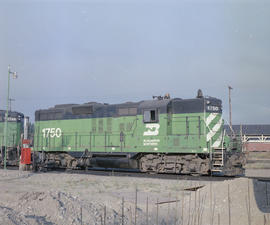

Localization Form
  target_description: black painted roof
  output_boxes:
[224,125,270,135]
[0,110,24,122]
[35,96,222,121]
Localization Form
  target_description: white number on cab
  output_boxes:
[42,128,62,138]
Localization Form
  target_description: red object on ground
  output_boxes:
[21,148,31,164]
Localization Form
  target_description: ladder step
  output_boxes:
[211,148,224,170]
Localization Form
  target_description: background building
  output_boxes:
[225,125,270,152]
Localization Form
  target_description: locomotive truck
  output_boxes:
[32,91,245,176]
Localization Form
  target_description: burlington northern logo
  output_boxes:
[143,124,160,136]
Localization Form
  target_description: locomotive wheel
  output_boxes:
[139,153,210,175]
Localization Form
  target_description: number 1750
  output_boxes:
[42,128,62,138]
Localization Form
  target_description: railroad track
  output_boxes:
[40,167,239,182]
[0,165,19,170]
[1,166,269,182]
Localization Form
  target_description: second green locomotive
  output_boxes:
[0,110,24,166]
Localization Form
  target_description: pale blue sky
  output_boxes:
[0,0,269,123]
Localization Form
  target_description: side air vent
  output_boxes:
[72,105,93,115]
[118,108,137,116]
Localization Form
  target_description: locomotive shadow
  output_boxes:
[253,179,270,213]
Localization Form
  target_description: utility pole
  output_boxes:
[8,98,15,111]
[3,65,18,170]
[228,85,233,136]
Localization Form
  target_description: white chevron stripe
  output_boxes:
[212,132,223,148]
[205,113,218,126]
[207,118,223,142]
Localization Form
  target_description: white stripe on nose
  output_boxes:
[212,132,223,148]
[207,118,222,142]
[205,113,218,127]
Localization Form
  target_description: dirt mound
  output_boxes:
[1,191,125,225]
[0,170,269,225]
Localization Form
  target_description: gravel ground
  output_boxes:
[245,168,270,178]
[0,169,269,225]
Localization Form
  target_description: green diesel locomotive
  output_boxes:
[0,110,24,166]
[33,92,244,175]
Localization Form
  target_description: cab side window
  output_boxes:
[144,109,158,123]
